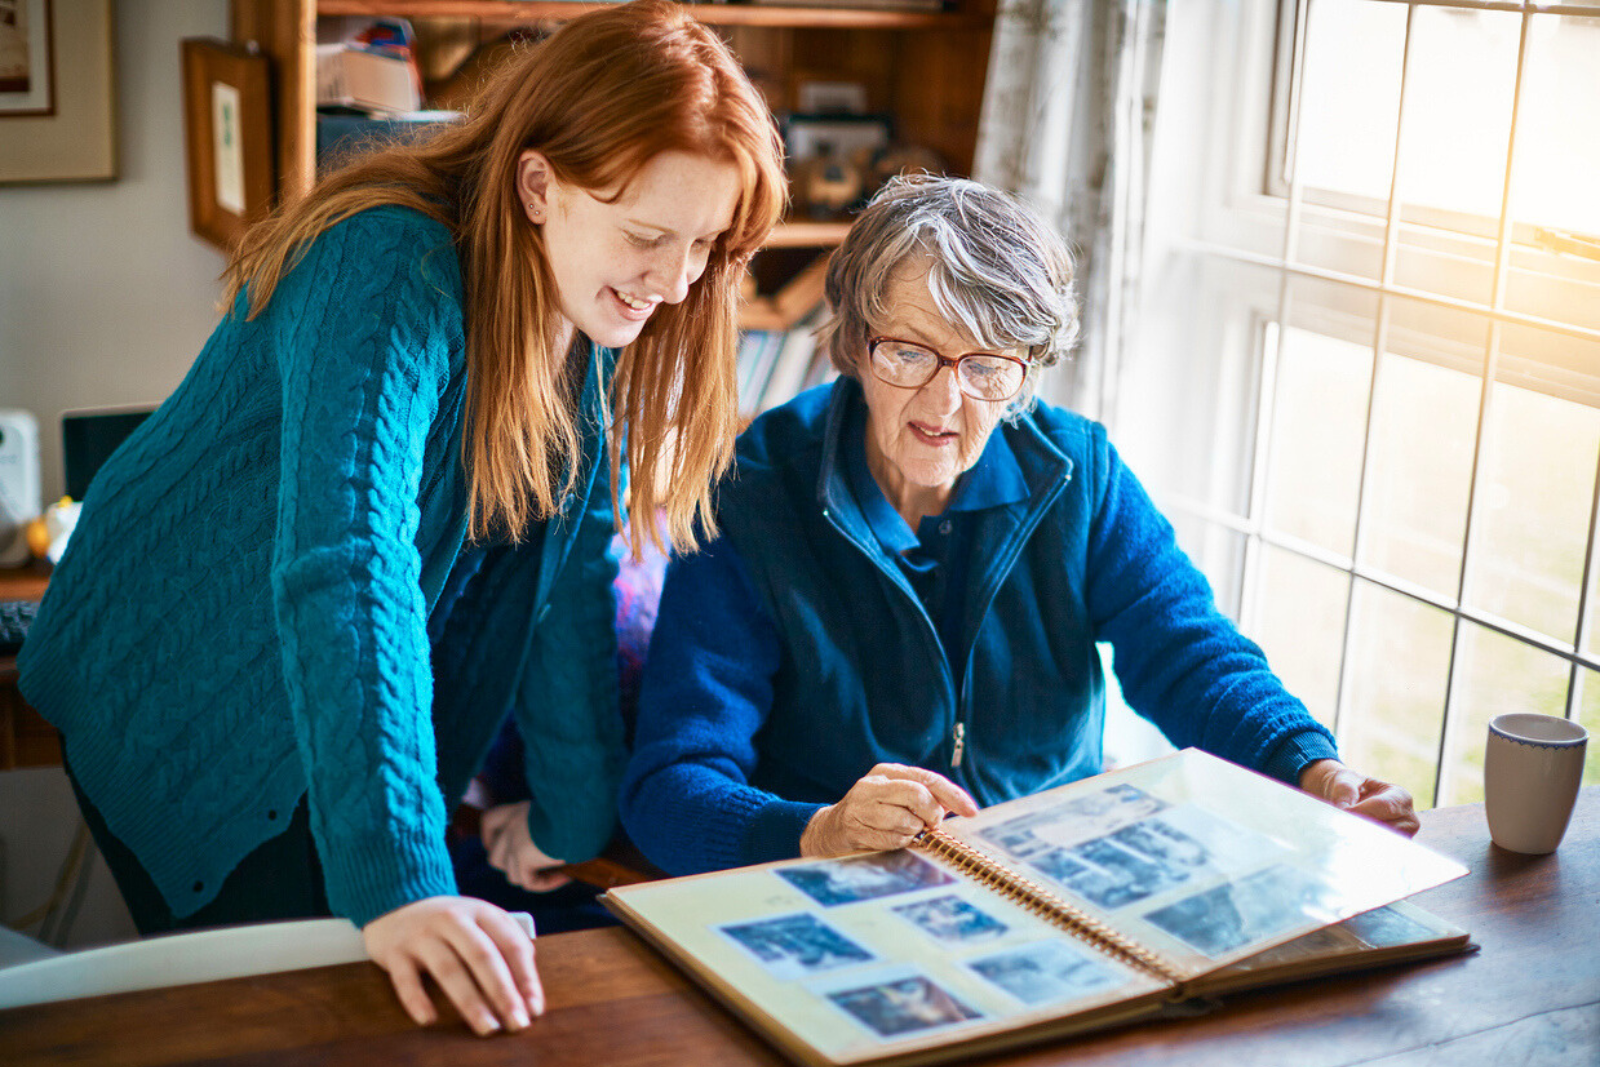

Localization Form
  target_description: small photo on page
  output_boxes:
[1340,904,1437,949]
[1142,864,1341,957]
[978,784,1170,858]
[718,912,875,980]
[777,850,955,907]
[826,974,984,1038]
[1012,804,1288,913]
[890,894,1009,944]
[965,940,1125,1006]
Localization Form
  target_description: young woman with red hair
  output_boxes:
[20,0,784,1035]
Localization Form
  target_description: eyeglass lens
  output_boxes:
[870,340,1025,401]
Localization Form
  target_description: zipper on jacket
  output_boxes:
[951,721,966,769]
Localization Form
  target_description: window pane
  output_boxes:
[1297,0,1405,207]
[1465,348,1600,644]
[1516,14,1600,239]
[1580,671,1600,787]
[1342,581,1453,807]
[1265,309,1373,558]
[1394,7,1519,224]
[1251,545,1348,725]
[1359,302,1482,599]
[1441,623,1572,807]
[1394,225,1497,308]
[1119,254,1270,522]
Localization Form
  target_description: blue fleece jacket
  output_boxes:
[621,379,1337,876]
[19,206,625,926]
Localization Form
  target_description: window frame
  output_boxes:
[1131,0,1600,806]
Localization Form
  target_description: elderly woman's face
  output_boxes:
[858,259,1018,519]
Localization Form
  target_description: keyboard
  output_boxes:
[0,600,37,657]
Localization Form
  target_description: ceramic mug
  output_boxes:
[1484,713,1588,854]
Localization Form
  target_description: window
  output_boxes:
[1121,0,1600,806]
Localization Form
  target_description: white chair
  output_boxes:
[0,917,368,1009]
[0,925,62,968]
[0,910,536,1009]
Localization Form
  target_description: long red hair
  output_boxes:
[224,0,786,551]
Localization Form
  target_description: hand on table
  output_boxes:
[1299,758,1420,837]
[801,763,979,858]
[362,895,542,1036]
[481,800,574,893]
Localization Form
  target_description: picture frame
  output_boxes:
[181,36,274,250]
[0,0,115,184]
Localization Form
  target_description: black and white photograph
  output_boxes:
[826,975,983,1039]
[978,784,1171,859]
[1143,865,1341,958]
[777,850,955,908]
[718,912,875,980]
[1028,836,1191,910]
[1342,905,1436,950]
[891,894,1008,944]
[966,941,1124,1006]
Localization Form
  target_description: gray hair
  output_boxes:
[817,174,1079,415]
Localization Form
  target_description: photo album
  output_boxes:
[604,749,1473,1067]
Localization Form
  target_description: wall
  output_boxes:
[0,0,230,506]
[0,0,231,948]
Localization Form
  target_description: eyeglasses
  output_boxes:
[866,336,1031,402]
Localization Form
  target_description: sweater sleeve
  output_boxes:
[620,534,821,875]
[516,449,627,865]
[1083,431,1338,783]
[268,210,464,926]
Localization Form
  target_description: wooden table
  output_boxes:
[5,790,1596,1067]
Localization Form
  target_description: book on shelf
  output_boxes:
[605,749,1472,1067]
[737,329,783,413]
[316,17,424,115]
[757,305,826,413]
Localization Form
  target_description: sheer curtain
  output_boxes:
[974,0,1173,768]
[973,0,1169,427]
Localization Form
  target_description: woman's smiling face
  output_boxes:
[857,257,1018,525]
[518,149,743,350]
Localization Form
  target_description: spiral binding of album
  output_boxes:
[913,826,1189,991]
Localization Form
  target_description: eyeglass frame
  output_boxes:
[865,335,1033,402]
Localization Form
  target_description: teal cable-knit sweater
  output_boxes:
[19,206,625,927]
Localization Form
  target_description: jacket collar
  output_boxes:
[816,377,1073,551]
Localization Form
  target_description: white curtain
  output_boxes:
[973,0,1169,427]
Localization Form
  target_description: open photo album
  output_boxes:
[604,749,1473,1067]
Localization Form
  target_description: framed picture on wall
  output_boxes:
[180,37,274,250]
[0,0,115,183]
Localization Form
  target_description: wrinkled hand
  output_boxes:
[801,763,979,858]
[362,895,542,1036]
[1299,759,1420,837]
[481,800,573,893]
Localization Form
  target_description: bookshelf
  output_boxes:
[224,0,996,334]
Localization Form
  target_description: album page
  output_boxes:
[939,749,1469,984]
[605,845,1174,1067]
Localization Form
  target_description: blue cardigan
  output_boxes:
[621,379,1337,876]
[20,207,625,926]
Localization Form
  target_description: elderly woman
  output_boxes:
[619,176,1417,876]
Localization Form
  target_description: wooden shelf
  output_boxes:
[316,1,981,30]
[741,251,829,330]
[231,0,994,343]
[764,219,851,248]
